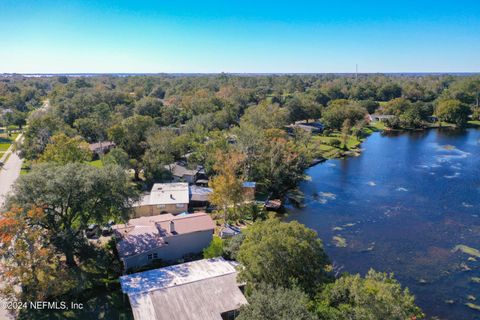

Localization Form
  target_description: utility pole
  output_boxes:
[355,64,358,80]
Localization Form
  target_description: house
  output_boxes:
[242,181,256,200]
[189,185,213,207]
[133,183,189,217]
[113,212,215,271]
[88,141,115,156]
[367,114,395,122]
[286,122,324,134]
[120,257,247,320]
[165,162,202,184]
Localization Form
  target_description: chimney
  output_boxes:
[170,194,174,200]
[170,221,175,233]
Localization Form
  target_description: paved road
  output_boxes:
[0,137,23,319]
[0,150,23,209]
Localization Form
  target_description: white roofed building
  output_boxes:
[133,183,190,217]
[120,258,247,320]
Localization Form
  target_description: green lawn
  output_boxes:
[0,138,12,152]
[87,159,104,168]
[468,120,480,127]
[0,132,19,152]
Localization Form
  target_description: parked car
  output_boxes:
[101,225,112,236]
[101,220,115,236]
[85,224,100,238]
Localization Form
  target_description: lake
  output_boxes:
[287,128,480,319]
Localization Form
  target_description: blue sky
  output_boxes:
[0,0,479,73]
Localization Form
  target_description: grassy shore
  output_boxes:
[307,122,384,160]
[468,120,480,127]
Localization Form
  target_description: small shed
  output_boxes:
[242,181,256,200]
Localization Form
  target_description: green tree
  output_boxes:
[381,98,411,116]
[223,233,245,260]
[377,83,402,101]
[203,236,224,259]
[241,101,289,129]
[315,270,424,320]
[143,129,188,183]
[322,101,366,130]
[358,100,380,114]
[21,111,74,160]
[340,119,351,150]
[238,284,317,320]
[135,96,163,118]
[38,133,92,164]
[102,147,130,169]
[8,163,137,267]
[237,219,330,295]
[108,115,155,179]
[436,99,470,127]
[5,110,27,129]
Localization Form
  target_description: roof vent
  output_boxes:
[170,221,175,233]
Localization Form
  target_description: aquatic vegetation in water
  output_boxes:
[465,303,480,311]
[452,245,480,258]
[461,263,472,271]
[343,223,356,228]
[442,145,456,150]
[303,175,312,181]
[314,192,337,204]
[332,235,347,248]
[471,277,480,283]
[444,172,460,179]
[319,192,336,199]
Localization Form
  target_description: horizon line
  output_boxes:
[2,72,480,77]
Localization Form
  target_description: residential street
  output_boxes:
[0,135,22,319]
[0,134,23,208]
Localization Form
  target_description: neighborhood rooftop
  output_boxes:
[165,162,200,177]
[113,212,214,257]
[147,182,189,205]
[120,258,247,320]
[120,257,239,295]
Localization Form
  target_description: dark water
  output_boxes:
[287,128,480,319]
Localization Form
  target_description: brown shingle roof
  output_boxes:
[113,212,214,258]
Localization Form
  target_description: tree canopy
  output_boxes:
[8,163,137,266]
[237,219,330,295]
[436,99,470,127]
[315,270,424,320]
[238,284,316,320]
[37,133,92,164]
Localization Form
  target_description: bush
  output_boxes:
[203,236,224,258]
[328,139,341,147]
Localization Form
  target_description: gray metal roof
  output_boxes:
[121,258,247,320]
